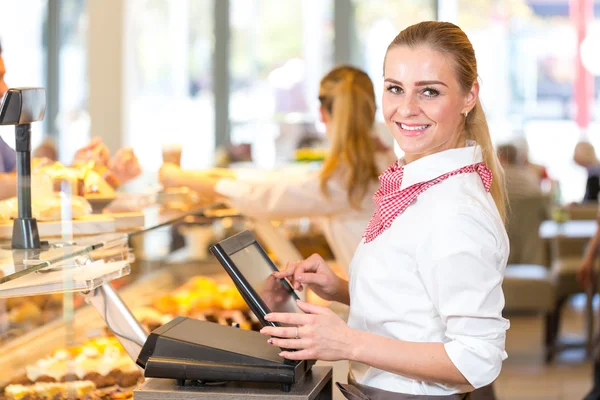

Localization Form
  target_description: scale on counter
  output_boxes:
[135,230,314,392]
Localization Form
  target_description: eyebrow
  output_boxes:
[384,78,448,88]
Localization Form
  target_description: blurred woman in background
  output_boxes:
[160,65,397,271]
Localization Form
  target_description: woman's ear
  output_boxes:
[463,80,479,115]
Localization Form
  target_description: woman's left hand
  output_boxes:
[260,300,359,361]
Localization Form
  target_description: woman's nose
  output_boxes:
[399,96,420,118]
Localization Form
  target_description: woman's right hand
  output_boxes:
[273,254,344,302]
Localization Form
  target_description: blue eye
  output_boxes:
[422,88,439,97]
[386,85,402,94]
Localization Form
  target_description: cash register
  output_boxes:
[136,230,314,392]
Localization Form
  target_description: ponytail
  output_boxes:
[467,99,507,222]
[319,67,379,209]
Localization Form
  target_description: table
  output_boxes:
[539,219,597,239]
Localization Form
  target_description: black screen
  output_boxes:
[229,244,302,315]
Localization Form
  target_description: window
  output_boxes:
[229,0,334,167]
[56,0,89,164]
[0,0,47,148]
[458,0,594,202]
[125,0,214,170]
[353,0,436,119]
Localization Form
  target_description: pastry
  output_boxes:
[34,375,56,383]
[151,295,178,315]
[4,384,34,400]
[8,376,32,386]
[59,374,78,383]
[116,371,141,388]
[9,302,42,324]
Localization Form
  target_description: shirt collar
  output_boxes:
[398,140,483,190]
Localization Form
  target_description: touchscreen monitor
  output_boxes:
[210,230,303,328]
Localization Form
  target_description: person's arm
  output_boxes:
[160,166,224,195]
[273,254,350,305]
[351,333,471,386]
[264,207,506,389]
[264,302,471,386]
[0,172,16,199]
[343,208,508,388]
[162,164,355,220]
[214,172,355,220]
[583,223,600,265]
[0,137,16,173]
[414,207,508,389]
[579,221,600,287]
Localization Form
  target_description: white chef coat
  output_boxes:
[214,151,396,270]
[348,143,509,395]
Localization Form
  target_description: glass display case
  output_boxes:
[0,193,332,400]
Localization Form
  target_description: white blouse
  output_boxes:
[214,151,396,270]
[348,144,509,395]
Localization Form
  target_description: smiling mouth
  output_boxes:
[396,122,431,136]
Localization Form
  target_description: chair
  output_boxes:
[567,203,598,221]
[506,195,550,266]
[503,264,555,361]
[504,195,558,361]
[546,236,596,361]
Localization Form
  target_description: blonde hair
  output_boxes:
[318,65,379,209]
[385,21,507,222]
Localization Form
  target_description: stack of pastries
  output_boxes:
[2,275,257,399]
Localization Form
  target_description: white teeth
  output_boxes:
[400,123,429,131]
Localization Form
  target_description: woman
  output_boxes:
[259,21,509,399]
[160,66,397,271]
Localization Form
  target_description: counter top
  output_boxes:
[134,366,333,400]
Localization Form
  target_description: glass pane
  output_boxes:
[125,0,215,171]
[457,0,592,202]
[229,0,334,167]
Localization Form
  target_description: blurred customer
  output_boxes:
[574,141,600,203]
[513,136,550,186]
[498,143,542,199]
[0,39,140,199]
[580,220,600,400]
[160,65,397,271]
[0,39,17,198]
[498,144,548,265]
[32,138,58,161]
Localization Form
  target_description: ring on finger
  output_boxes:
[295,326,300,339]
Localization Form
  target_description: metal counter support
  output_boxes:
[84,284,148,363]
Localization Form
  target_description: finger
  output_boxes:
[260,326,301,338]
[298,254,323,274]
[296,300,331,315]
[295,273,329,289]
[279,350,313,361]
[268,337,308,349]
[292,267,310,290]
[259,326,292,337]
[264,312,313,325]
[273,268,295,279]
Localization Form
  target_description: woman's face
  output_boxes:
[382,45,478,163]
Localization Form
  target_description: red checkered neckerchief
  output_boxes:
[363,160,493,243]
